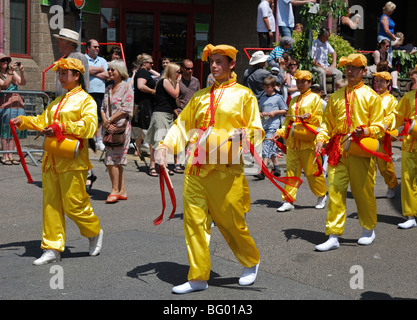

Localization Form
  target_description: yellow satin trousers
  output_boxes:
[401,151,417,217]
[376,144,398,189]
[325,155,377,236]
[182,169,259,281]
[282,148,327,202]
[41,169,101,252]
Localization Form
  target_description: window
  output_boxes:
[10,0,29,55]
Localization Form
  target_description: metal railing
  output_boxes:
[0,90,51,166]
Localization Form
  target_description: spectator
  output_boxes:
[368,39,399,93]
[407,68,417,91]
[339,8,360,47]
[267,36,295,68]
[255,76,288,180]
[53,28,89,96]
[109,46,122,61]
[311,27,343,95]
[131,53,157,152]
[294,23,303,33]
[101,59,134,203]
[243,50,284,100]
[177,59,200,115]
[0,55,26,165]
[144,63,181,177]
[378,1,398,65]
[284,57,300,104]
[206,73,215,87]
[276,0,317,38]
[160,56,171,77]
[257,0,275,48]
[85,39,109,151]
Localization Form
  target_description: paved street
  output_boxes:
[1,140,416,304]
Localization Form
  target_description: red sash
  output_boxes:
[154,166,177,226]
[9,120,33,184]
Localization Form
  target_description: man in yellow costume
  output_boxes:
[373,71,398,199]
[155,44,264,294]
[314,54,384,252]
[11,58,103,265]
[273,70,327,212]
[385,65,417,229]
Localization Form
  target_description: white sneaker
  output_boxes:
[277,202,294,212]
[33,249,61,266]
[357,228,375,245]
[315,235,340,252]
[239,262,260,286]
[386,188,396,199]
[172,281,208,294]
[398,217,417,229]
[315,194,328,209]
[89,229,104,256]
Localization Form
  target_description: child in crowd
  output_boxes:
[255,76,288,179]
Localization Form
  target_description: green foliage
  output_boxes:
[293,1,350,70]
[392,50,417,79]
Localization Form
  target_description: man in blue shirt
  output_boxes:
[85,39,109,151]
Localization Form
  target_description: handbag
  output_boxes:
[103,92,128,147]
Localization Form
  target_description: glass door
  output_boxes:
[159,14,188,68]
[125,13,155,68]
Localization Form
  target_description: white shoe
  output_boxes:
[315,194,328,209]
[172,281,208,294]
[386,188,396,199]
[315,235,340,252]
[398,217,417,229]
[33,249,61,266]
[277,202,294,212]
[89,229,104,256]
[357,229,375,245]
[239,262,259,286]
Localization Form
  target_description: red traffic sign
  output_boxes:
[73,0,85,9]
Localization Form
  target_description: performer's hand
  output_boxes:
[40,126,55,137]
[155,148,167,166]
[229,128,245,141]
[10,117,21,127]
[315,141,324,154]
[353,126,368,139]
[271,132,280,141]
[299,113,310,120]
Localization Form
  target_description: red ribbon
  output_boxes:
[154,166,177,226]
[313,149,325,177]
[9,120,33,184]
[246,138,303,204]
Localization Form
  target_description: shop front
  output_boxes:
[101,0,213,85]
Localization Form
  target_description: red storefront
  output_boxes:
[100,0,213,83]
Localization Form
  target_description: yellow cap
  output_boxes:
[373,71,392,81]
[293,70,312,81]
[52,58,85,75]
[337,53,367,68]
[202,44,238,62]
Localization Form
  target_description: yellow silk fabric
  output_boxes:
[161,78,264,176]
[376,91,398,189]
[337,54,367,68]
[386,89,417,152]
[317,82,384,145]
[277,89,323,150]
[52,58,85,75]
[18,86,98,173]
[325,156,377,236]
[41,170,101,252]
[401,151,417,217]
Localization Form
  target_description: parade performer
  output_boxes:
[385,66,417,229]
[374,71,398,199]
[314,54,385,252]
[154,44,264,294]
[11,58,103,265]
[272,70,327,212]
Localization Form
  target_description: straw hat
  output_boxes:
[249,51,268,65]
[53,28,81,44]
[0,53,11,63]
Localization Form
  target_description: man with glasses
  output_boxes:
[85,39,109,151]
[314,54,384,252]
[177,59,200,115]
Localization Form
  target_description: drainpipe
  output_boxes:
[0,0,4,53]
